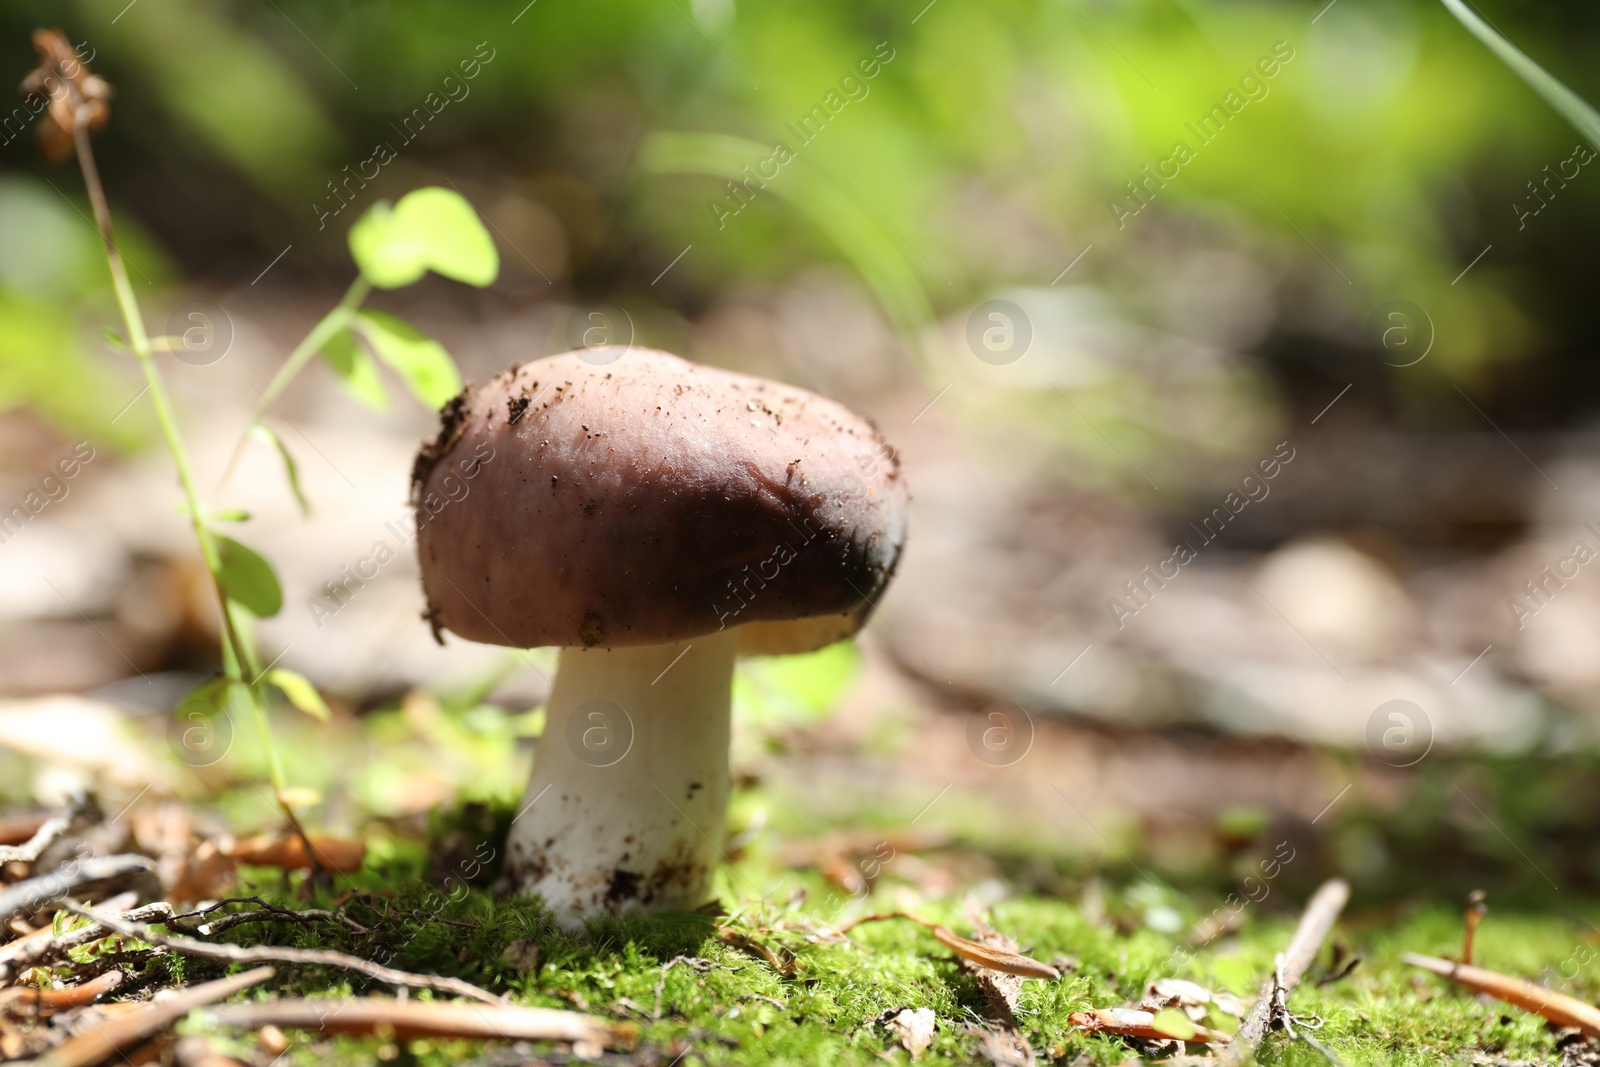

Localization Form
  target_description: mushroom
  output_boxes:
[413,349,908,928]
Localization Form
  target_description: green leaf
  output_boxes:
[348,202,415,287]
[177,677,232,718]
[172,678,241,767]
[266,667,330,722]
[735,641,860,729]
[352,310,462,408]
[251,423,310,516]
[347,187,499,289]
[101,327,128,352]
[640,132,932,354]
[321,327,390,410]
[1440,0,1600,145]
[1150,1009,1197,1041]
[215,534,283,617]
[209,508,251,523]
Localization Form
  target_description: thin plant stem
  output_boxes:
[216,275,371,492]
[69,100,303,834]
[71,111,254,682]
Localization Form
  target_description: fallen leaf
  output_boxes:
[975,1027,1034,1067]
[1069,1007,1232,1045]
[500,938,541,973]
[927,924,1059,980]
[228,832,364,873]
[166,837,238,905]
[879,1007,936,1059]
[1142,976,1245,1021]
[956,918,1037,1066]
[1404,952,1600,1039]
[842,912,1060,981]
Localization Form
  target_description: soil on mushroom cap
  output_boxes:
[411,388,473,506]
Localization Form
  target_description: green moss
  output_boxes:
[119,684,1600,1065]
[130,839,1600,1066]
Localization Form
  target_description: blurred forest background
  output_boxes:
[3,0,1600,904]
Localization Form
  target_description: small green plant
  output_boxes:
[1440,0,1600,145]
[20,29,499,845]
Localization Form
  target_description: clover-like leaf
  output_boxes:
[352,310,461,408]
[266,667,331,722]
[251,424,310,516]
[348,187,499,289]
[320,327,390,409]
[176,677,234,720]
[215,534,283,618]
[170,677,242,767]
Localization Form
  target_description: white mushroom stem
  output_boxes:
[507,627,737,930]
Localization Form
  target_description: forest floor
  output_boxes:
[3,789,1598,1066]
[3,649,1599,1065]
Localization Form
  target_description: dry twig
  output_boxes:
[0,856,155,923]
[168,896,370,936]
[0,811,54,849]
[653,955,716,1019]
[0,810,72,865]
[0,970,123,1017]
[200,996,634,1049]
[1223,878,1350,1063]
[30,966,273,1067]
[0,902,172,978]
[64,902,504,1005]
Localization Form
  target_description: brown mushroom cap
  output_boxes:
[414,349,908,652]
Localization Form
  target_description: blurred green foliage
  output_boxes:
[0,176,166,447]
[2,0,1598,454]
